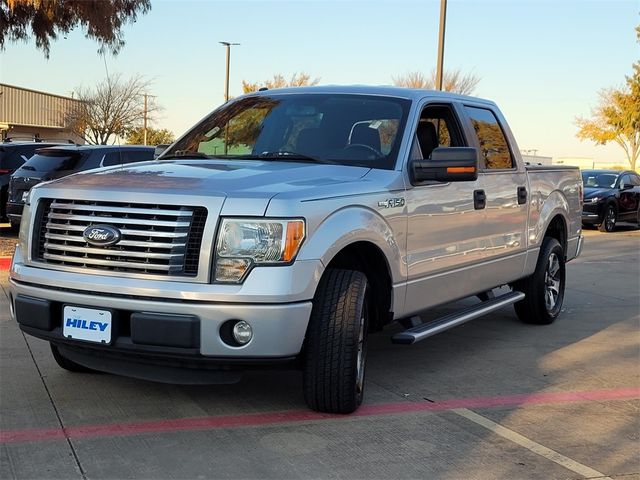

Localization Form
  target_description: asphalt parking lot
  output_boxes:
[1,225,638,480]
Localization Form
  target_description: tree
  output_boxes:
[66,74,161,145]
[126,127,174,146]
[392,69,480,95]
[0,0,151,58]
[242,72,320,94]
[576,27,640,171]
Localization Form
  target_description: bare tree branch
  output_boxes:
[65,74,162,145]
[392,68,481,95]
[242,73,320,94]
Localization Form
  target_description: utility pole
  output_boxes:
[435,0,447,91]
[220,41,240,102]
[143,93,148,146]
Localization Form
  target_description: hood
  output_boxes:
[33,159,371,215]
[583,186,614,200]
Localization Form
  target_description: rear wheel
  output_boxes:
[50,344,97,373]
[303,269,369,414]
[513,237,565,325]
[598,205,617,232]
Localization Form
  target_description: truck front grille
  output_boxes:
[35,199,208,277]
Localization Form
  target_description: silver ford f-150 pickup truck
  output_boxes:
[9,86,583,413]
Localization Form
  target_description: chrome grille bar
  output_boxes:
[50,202,194,217]
[45,222,189,238]
[43,253,173,272]
[44,233,183,249]
[48,212,191,228]
[43,243,184,260]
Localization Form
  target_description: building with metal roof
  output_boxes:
[0,83,84,144]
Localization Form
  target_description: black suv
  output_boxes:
[7,145,155,228]
[1,141,69,223]
[582,169,640,232]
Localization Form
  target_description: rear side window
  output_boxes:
[123,150,154,163]
[465,107,514,170]
[101,150,154,167]
[621,173,640,187]
[20,152,84,172]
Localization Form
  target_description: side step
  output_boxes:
[391,291,525,345]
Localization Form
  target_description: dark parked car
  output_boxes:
[581,169,640,232]
[7,145,155,228]
[1,141,68,223]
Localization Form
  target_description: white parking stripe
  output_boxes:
[453,408,613,480]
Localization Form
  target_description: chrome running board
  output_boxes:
[391,291,525,345]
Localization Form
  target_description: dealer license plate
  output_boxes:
[62,306,112,344]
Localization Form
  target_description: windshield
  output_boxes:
[20,152,84,172]
[581,172,618,189]
[162,94,411,169]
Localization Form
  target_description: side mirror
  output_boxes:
[621,183,633,190]
[410,147,479,183]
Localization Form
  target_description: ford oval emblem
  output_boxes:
[82,225,121,247]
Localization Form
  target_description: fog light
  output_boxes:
[232,320,253,345]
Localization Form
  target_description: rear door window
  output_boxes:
[465,107,514,170]
[20,152,84,172]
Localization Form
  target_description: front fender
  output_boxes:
[297,205,405,284]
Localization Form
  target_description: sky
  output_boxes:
[1,0,638,164]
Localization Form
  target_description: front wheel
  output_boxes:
[598,205,617,232]
[513,237,566,325]
[303,269,369,414]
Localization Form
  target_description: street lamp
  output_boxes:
[220,41,240,102]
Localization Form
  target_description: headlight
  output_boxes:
[23,189,33,206]
[590,197,600,203]
[214,218,305,283]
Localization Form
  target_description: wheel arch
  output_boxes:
[323,241,394,331]
[544,214,568,255]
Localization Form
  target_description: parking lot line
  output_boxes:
[1,387,637,445]
[453,408,614,480]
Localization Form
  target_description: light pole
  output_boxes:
[220,41,240,102]
[141,93,156,145]
[435,0,447,91]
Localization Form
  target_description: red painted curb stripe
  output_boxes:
[0,257,10,271]
[1,387,637,444]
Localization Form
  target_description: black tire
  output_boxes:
[598,204,617,232]
[303,269,369,414]
[50,344,97,373]
[513,237,565,325]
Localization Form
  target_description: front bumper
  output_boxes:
[581,202,603,224]
[9,279,312,358]
[9,241,316,382]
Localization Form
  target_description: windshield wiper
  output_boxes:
[252,151,338,164]
[159,151,211,160]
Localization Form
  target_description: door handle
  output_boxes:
[517,186,527,205]
[474,189,486,210]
